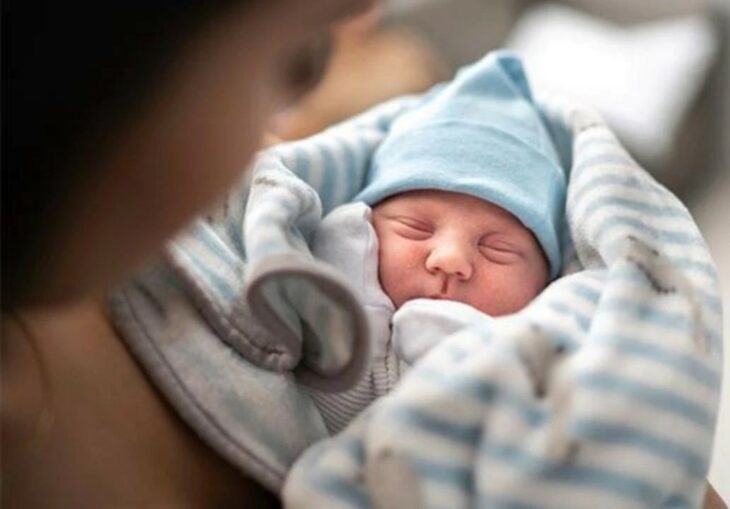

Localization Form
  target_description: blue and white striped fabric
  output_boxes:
[108,96,428,492]
[152,87,721,505]
[165,96,422,393]
[271,98,723,508]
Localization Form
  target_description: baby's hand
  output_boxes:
[391,298,492,364]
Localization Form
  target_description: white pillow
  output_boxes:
[507,3,719,165]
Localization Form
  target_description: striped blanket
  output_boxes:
[124,91,722,506]
[256,97,721,508]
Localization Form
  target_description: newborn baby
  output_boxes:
[310,51,566,431]
[314,189,553,376]
[372,189,548,317]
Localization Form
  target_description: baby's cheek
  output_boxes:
[378,239,424,305]
[472,267,543,316]
[508,270,546,308]
[394,242,426,270]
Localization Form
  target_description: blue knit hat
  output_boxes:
[354,50,566,278]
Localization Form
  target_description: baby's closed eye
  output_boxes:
[478,240,524,264]
[392,217,433,240]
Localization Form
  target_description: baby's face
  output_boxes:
[371,190,549,316]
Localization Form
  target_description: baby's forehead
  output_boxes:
[374,189,536,235]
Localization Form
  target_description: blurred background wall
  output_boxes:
[276,0,730,499]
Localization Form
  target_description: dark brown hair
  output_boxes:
[1,1,241,306]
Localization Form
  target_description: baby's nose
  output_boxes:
[425,244,473,280]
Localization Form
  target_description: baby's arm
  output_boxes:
[391,298,493,365]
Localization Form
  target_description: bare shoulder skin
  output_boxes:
[2,302,278,508]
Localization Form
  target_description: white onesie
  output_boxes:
[309,201,494,433]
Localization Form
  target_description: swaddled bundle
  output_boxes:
[110,51,723,507]
[300,51,566,432]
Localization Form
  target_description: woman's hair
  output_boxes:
[1,1,240,306]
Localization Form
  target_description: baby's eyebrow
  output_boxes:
[479,230,529,246]
[382,206,429,219]
[387,214,431,226]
